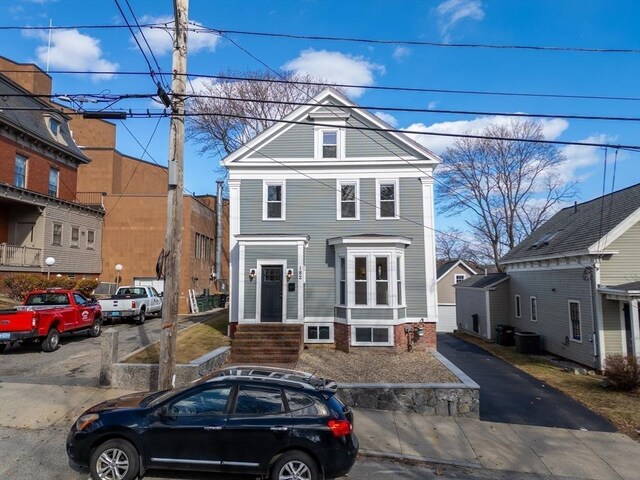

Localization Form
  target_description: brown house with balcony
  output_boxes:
[0,64,103,278]
[1,57,229,313]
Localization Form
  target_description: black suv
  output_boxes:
[66,366,359,480]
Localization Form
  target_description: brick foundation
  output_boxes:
[333,321,436,353]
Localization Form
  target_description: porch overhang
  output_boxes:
[327,234,412,248]
[599,281,640,301]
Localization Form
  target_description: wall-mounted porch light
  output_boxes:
[286,269,294,281]
[249,269,256,281]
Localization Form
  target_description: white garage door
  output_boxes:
[437,304,457,332]
[134,277,164,294]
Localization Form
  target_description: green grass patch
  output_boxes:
[124,312,230,364]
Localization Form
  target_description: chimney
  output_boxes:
[573,201,578,213]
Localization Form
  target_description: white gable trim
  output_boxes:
[437,259,478,282]
[222,88,442,167]
[588,206,640,253]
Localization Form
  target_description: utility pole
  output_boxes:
[158,0,188,390]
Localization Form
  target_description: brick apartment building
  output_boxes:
[0,59,103,279]
[0,57,229,313]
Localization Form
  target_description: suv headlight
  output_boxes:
[76,414,99,432]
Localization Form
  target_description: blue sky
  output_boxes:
[1,0,639,231]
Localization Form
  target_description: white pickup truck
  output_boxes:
[97,286,162,325]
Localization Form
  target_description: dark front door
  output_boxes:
[623,303,633,354]
[261,265,283,322]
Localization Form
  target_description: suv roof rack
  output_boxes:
[207,365,338,393]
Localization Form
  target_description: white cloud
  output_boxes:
[283,49,385,98]
[374,112,398,127]
[555,134,614,183]
[33,29,118,81]
[404,115,569,155]
[133,16,220,55]
[428,101,439,109]
[436,0,485,41]
[392,46,411,61]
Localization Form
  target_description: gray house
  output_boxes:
[223,88,441,356]
[499,184,640,369]
[437,259,477,332]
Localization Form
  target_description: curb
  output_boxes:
[359,449,483,469]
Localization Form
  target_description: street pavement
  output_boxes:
[0,381,638,480]
[437,333,617,431]
[0,311,215,386]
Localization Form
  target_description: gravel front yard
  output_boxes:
[295,348,460,384]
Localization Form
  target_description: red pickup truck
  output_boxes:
[0,289,102,353]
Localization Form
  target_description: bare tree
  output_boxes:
[437,119,578,271]
[186,70,331,161]
[436,227,468,261]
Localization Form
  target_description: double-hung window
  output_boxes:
[530,296,538,322]
[337,180,358,220]
[48,168,59,197]
[375,257,389,305]
[339,257,346,305]
[52,223,62,246]
[87,230,95,250]
[322,130,338,158]
[569,300,581,342]
[70,226,79,248]
[354,257,368,305]
[263,181,285,220]
[376,179,398,219]
[515,294,521,318]
[14,155,27,188]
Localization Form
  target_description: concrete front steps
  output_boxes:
[229,324,303,365]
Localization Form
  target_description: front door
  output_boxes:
[623,303,633,354]
[261,265,283,322]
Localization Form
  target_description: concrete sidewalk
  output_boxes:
[354,408,640,480]
[1,381,638,480]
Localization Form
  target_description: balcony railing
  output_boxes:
[0,244,42,268]
[75,192,106,209]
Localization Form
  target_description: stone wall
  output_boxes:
[336,351,480,418]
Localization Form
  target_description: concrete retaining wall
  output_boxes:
[337,351,480,418]
[110,346,231,390]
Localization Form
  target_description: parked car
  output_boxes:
[67,366,359,480]
[97,286,162,325]
[0,289,102,353]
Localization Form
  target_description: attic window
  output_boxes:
[530,230,562,249]
[49,118,60,136]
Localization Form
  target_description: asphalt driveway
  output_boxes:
[437,333,616,431]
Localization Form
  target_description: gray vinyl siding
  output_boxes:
[43,205,102,273]
[489,283,512,333]
[239,177,427,320]
[345,117,413,158]
[601,298,624,355]
[243,245,298,320]
[509,268,596,367]
[247,123,314,159]
[455,288,488,336]
[599,221,640,286]
[336,307,347,319]
[351,308,394,320]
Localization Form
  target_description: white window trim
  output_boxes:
[52,223,63,246]
[335,248,405,309]
[314,127,345,160]
[568,300,582,343]
[262,180,286,221]
[454,274,466,284]
[305,323,334,343]
[48,168,59,197]
[376,178,399,220]
[351,325,394,346]
[70,226,80,248]
[336,179,360,220]
[14,155,27,189]
[515,294,521,318]
[337,256,346,306]
[530,296,538,322]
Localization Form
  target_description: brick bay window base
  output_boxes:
[335,321,436,353]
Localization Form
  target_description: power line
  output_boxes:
[4,106,640,151]
[204,27,640,54]
[2,22,639,54]
[5,92,639,123]
[2,68,637,103]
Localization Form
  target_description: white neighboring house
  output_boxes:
[436,259,477,332]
